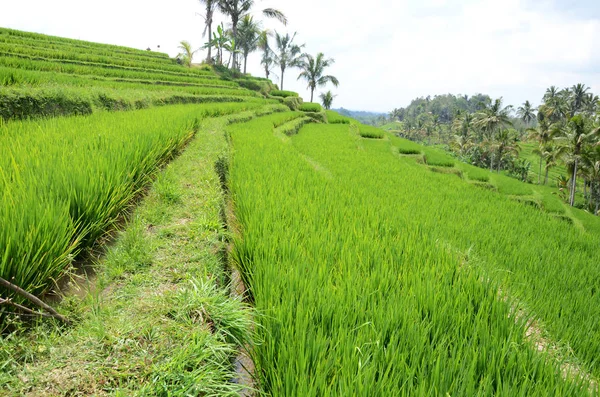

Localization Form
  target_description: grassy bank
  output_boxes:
[0,115,252,395]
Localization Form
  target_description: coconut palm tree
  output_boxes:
[320,91,336,110]
[554,115,597,206]
[542,143,565,185]
[570,83,590,117]
[177,40,197,67]
[218,0,287,70]
[272,31,304,90]
[297,53,339,103]
[527,112,553,184]
[257,29,273,79]
[474,98,513,171]
[198,0,218,63]
[236,15,261,73]
[494,129,520,172]
[517,100,536,125]
[452,112,475,139]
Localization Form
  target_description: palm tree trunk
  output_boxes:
[490,153,494,172]
[544,168,549,185]
[570,157,578,206]
[310,88,314,103]
[206,21,213,63]
[243,52,248,74]
[231,20,239,70]
[538,154,542,184]
[280,66,285,90]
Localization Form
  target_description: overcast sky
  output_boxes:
[1,0,599,112]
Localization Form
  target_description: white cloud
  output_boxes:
[1,0,599,112]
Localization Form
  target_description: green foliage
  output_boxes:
[0,103,262,298]
[325,110,351,124]
[228,116,598,394]
[270,89,298,98]
[423,150,455,167]
[298,102,322,112]
[358,125,384,139]
[283,96,303,110]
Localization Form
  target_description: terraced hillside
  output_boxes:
[2,29,600,396]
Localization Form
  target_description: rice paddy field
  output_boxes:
[2,27,600,395]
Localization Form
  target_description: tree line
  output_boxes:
[176,1,339,108]
[387,86,600,212]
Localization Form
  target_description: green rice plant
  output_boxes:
[0,27,169,60]
[325,110,351,124]
[429,166,463,178]
[0,85,258,121]
[270,89,298,98]
[465,165,490,182]
[423,149,455,167]
[394,137,423,155]
[0,56,222,87]
[227,119,595,394]
[0,102,265,299]
[358,125,385,139]
[298,102,322,112]
[275,117,312,136]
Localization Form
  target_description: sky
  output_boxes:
[1,0,599,113]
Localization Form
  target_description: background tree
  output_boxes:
[474,98,513,171]
[297,52,339,102]
[517,100,536,126]
[527,112,553,184]
[257,29,273,79]
[198,0,218,63]
[236,15,260,73]
[554,115,597,206]
[272,31,304,90]
[218,0,287,70]
[320,91,336,110]
[177,40,196,67]
[206,23,229,65]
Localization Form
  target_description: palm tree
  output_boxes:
[237,15,261,74]
[296,53,339,102]
[570,83,590,117]
[320,91,336,110]
[527,112,553,184]
[494,129,520,173]
[450,134,474,157]
[517,100,536,125]
[474,98,513,171]
[554,115,597,206]
[198,0,218,63]
[177,40,197,67]
[542,143,565,185]
[218,0,287,70]
[257,29,273,79]
[272,31,304,90]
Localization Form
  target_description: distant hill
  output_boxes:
[332,107,386,125]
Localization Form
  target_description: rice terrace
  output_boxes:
[1,1,600,396]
